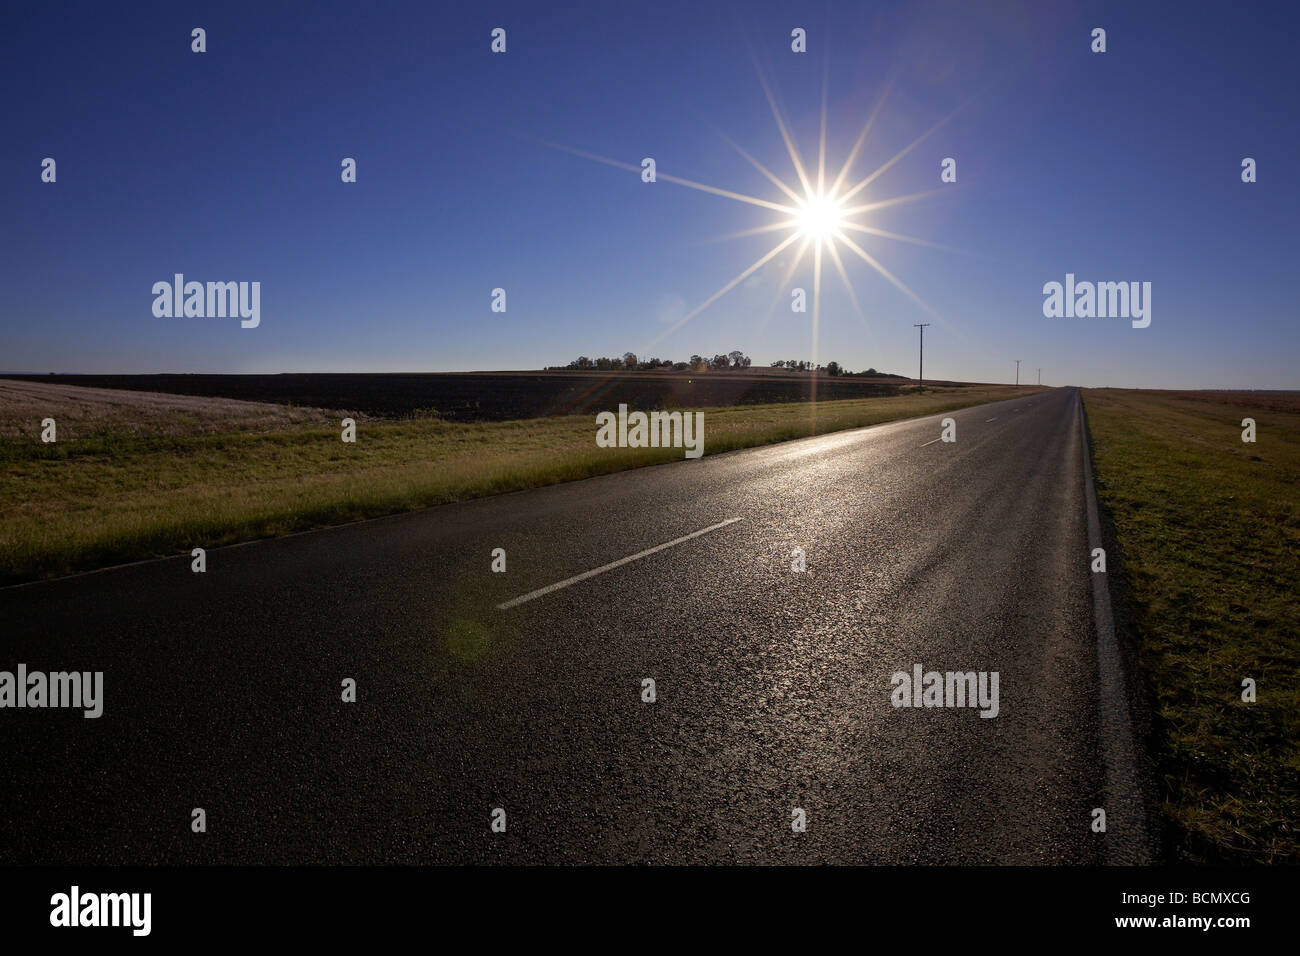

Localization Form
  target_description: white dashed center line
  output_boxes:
[496,517,744,610]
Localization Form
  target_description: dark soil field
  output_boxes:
[3,371,918,421]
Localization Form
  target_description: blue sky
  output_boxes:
[2,0,1297,387]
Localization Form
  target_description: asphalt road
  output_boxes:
[2,386,1122,864]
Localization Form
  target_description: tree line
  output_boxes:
[557,352,902,377]
[560,351,750,371]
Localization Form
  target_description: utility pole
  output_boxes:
[914,323,931,393]
[1037,368,1041,386]
[1015,359,1021,387]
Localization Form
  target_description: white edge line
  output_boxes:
[919,437,942,447]
[985,417,997,422]
[496,517,744,610]
[1078,389,1151,863]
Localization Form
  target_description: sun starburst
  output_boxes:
[533,54,970,361]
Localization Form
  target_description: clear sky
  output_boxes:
[3,0,1297,388]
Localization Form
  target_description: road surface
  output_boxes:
[2,386,1134,864]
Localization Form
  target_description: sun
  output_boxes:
[538,58,964,352]
[796,191,845,240]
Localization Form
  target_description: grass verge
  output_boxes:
[1083,388,1299,863]
[1,384,1038,584]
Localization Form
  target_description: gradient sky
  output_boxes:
[3,0,1297,388]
